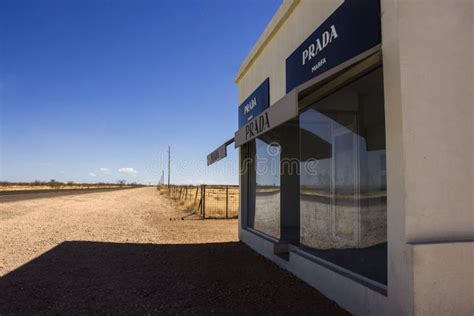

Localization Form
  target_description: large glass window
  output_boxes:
[299,68,387,285]
[248,133,281,239]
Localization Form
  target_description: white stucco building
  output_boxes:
[209,0,473,314]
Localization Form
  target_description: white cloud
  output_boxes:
[118,167,138,175]
[89,172,97,177]
[100,167,111,174]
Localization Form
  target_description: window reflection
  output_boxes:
[300,68,387,284]
[252,135,281,238]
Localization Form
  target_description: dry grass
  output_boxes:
[0,182,142,192]
[162,185,239,219]
[0,185,121,192]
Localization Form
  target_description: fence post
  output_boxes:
[226,185,229,219]
[200,185,203,217]
[202,185,206,219]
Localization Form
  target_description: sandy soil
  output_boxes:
[0,187,347,315]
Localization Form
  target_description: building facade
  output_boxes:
[209,0,473,314]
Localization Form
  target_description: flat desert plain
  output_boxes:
[0,187,347,315]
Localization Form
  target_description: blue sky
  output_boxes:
[0,0,281,185]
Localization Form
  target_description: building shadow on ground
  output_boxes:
[0,241,348,315]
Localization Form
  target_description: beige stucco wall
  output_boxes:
[412,242,473,315]
[387,0,473,243]
[382,0,473,314]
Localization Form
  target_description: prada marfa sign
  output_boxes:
[234,0,380,147]
[286,0,381,92]
[238,78,269,128]
[235,90,297,147]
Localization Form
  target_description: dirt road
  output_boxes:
[0,187,347,315]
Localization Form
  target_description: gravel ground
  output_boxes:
[0,187,348,315]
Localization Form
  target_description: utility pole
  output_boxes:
[167,146,171,187]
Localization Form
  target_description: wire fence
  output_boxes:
[164,185,239,219]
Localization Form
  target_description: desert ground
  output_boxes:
[0,187,347,314]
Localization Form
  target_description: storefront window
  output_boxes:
[299,68,387,285]
[249,135,281,238]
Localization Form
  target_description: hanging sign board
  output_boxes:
[238,78,270,128]
[285,0,381,93]
[207,144,227,166]
[207,138,235,166]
